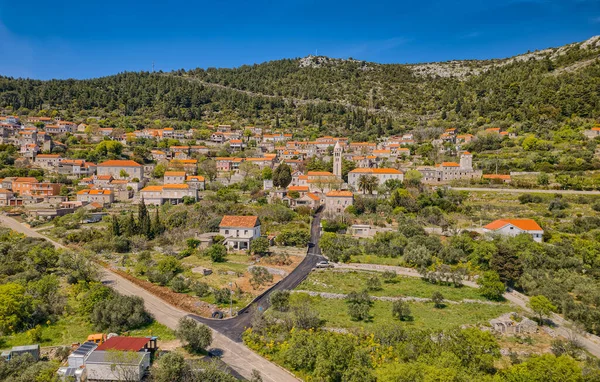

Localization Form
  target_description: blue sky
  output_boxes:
[0,0,599,79]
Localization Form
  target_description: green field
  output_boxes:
[291,293,516,332]
[0,316,175,350]
[299,269,488,301]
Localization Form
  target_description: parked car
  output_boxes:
[315,261,333,269]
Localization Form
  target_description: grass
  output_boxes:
[0,316,175,350]
[290,293,516,332]
[299,269,489,301]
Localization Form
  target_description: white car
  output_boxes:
[315,261,333,269]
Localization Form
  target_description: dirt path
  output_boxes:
[333,263,600,358]
[449,187,600,195]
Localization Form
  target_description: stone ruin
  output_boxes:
[490,312,538,335]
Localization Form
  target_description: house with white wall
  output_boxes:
[218,215,261,250]
[483,219,544,242]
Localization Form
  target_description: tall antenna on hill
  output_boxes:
[152,62,155,73]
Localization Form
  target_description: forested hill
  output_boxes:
[1,36,599,140]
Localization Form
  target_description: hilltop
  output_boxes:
[1,36,599,140]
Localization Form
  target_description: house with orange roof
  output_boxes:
[325,190,354,215]
[482,174,512,184]
[186,175,205,191]
[584,125,600,139]
[169,159,198,174]
[76,189,114,206]
[57,159,96,177]
[306,171,343,193]
[218,215,261,250]
[164,171,186,184]
[97,160,143,180]
[456,134,475,144]
[483,219,543,242]
[11,177,61,197]
[347,168,404,192]
[229,139,246,151]
[140,184,197,206]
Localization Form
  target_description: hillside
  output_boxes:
[1,36,600,140]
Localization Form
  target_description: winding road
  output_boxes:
[0,211,325,381]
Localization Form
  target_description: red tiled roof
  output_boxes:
[219,215,259,228]
[96,337,150,351]
[326,190,353,197]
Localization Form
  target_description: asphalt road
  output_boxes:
[188,208,326,341]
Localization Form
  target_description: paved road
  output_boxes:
[0,215,305,381]
[189,208,326,341]
[334,262,600,358]
[450,187,600,195]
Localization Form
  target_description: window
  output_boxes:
[225,230,229,235]
[244,230,248,235]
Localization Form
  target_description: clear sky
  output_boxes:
[0,0,599,79]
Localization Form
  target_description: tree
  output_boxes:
[270,290,290,312]
[0,283,32,334]
[152,163,167,178]
[59,185,69,196]
[250,237,270,256]
[346,291,372,321]
[152,352,190,382]
[204,244,227,263]
[528,295,557,324]
[199,159,217,181]
[431,291,445,308]
[262,167,273,180]
[392,299,412,321]
[91,294,151,332]
[357,175,378,194]
[537,172,549,186]
[175,317,212,353]
[250,267,273,289]
[111,215,121,237]
[272,163,292,188]
[137,199,152,239]
[250,369,263,382]
[477,271,505,301]
[366,276,382,291]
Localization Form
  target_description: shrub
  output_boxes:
[346,291,373,321]
[171,276,190,293]
[204,244,227,263]
[276,230,311,247]
[250,267,273,289]
[270,290,290,312]
[477,271,505,301]
[191,282,211,297]
[91,294,151,332]
[213,288,231,304]
[431,292,445,308]
[392,300,412,321]
[175,317,212,353]
[156,257,183,274]
[366,276,382,291]
[147,269,174,286]
[382,270,397,282]
[251,237,270,256]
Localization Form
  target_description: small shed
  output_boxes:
[490,312,538,335]
[1,344,40,361]
[85,350,150,382]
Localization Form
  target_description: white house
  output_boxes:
[97,160,143,180]
[483,219,544,242]
[218,215,261,250]
[347,168,404,192]
[325,190,353,215]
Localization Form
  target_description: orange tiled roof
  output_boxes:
[326,190,353,197]
[186,175,205,181]
[484,219,542,232]
[483,174,511,180]
[163,184,190,189]
[441,162,460,167]
[164,171,186,176]
[219,215,259,228]
[288,186,309,192]
[98,160,141,167]
[141,186,164,192]
[349,168,403,174]
[307,171,335,176]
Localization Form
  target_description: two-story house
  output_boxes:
[218,215,261,250]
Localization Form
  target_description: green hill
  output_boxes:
[1,36,599,140]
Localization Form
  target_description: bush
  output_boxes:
[276,230,311,247]
[171,275,190,293]
[477,271,505,301]
[381,270,397,282]
[191,281,211,297]
[392,300,412,321]
[250,267,273,289]
[91,294,151,332]
[147,269,174,286]
[346,291,373,321]
[366,276,382,291]
[213,288,231,304]
[270,290,290,312]
[156,257,183,274]
[431,292,445,308]
[519,194,543,204]
[204,244,227,263]
[175,317,212,353]
[251,237,270,256]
